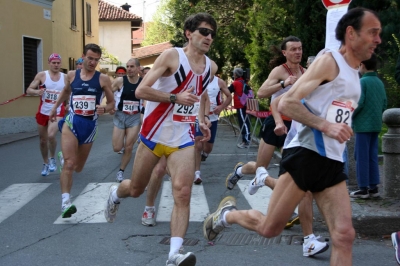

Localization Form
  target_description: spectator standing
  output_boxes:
[229,68,251,148]
[350,53,387,198]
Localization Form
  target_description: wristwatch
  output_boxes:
[280,80,285,88]
[170,93,177,103]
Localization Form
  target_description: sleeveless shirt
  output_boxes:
[141,48,212,147]
[69,69,103,120]
[117,76,142,112]
[286,49,361,162]
[38,71,65,115]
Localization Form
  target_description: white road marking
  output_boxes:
[0,183,51,223]
[157,181,210,222]
[54,182,114,224]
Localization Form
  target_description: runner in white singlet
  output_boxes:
[26,53,66,176]
[105,13,218,266]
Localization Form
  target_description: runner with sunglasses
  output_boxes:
[104,13,218,266]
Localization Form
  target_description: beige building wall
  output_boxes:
[0,0,53,134]
[0,0,99,135]
[99,21,132,70]
[52,0,99,70]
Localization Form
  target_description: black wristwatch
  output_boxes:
[170,93,177,103]
[280,80,285,88]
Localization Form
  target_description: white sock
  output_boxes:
[195,170,200,177]
[61,193,70,205]
[111,189,120,203]
[145,206,155,212]
[222,210,232,227]
[169,237,183,258]
[236,166,243,177]
[304,233,315,243]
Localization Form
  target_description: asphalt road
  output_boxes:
[0,115,396,266]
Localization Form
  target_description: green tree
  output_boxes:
[142,0,174,46]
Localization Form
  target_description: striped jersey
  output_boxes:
[286,49,361,162]
[38,71,65,115]
[141,48,212,147]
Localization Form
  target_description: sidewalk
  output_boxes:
[1,119,399,237]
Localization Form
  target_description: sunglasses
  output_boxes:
[196,28,216,39]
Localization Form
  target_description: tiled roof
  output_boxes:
[132,42,173,59]
[98,0,141,21]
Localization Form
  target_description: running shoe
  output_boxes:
[248,167,269,195]
[201,152,208,161]
[392,231,400,265]
[368,187,380,198]
[349,189,369,199]
[225,162,244,190]
[61,200,77,218]
[142,208,156,226]
[58,151,64,173]
[194,175,202,185]
[116,170,124,183]
[166,252,196,266]
[285,212,300,229]
[303,235,329,257]
[104,184,120,223]
[203,196,237,241]
[237,142,250,149]
[117,148,124,154]
[49,157,57,172]
[41,164,49,176]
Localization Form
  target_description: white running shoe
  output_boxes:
[248,167,268,195]
[104,185,120,223]
[116,170,124,183]
[41,164,49,176]
[61,199,77,218]
[49,158,57,172]
[303,235,329,257]
[117,148,124,154]
[142,208,156,226]
[166,252,196,266]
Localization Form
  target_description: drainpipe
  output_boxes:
[82,0,85,50]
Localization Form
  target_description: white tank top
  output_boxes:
[286,49,361,162]
[39,71,65,115]
[207,76,222,122]
[141,48,212,147]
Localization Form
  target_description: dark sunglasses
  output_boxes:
[196,28,216,39]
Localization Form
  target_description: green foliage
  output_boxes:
[142,0,174,46]
[155,0,400,107]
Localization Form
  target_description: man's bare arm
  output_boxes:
[278,53,352,143]
[111,77,123,93]
[49,72,73,121]
[98,74,115,114]
[26,72,45,96]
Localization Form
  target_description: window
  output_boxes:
[23,37,42,92]
[86,2,92,36]
[71,0,77,30]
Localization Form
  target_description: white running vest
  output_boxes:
[38,71,65,115]
[141,48,212,147]
[286,49,361,162]
[207,76,222,122]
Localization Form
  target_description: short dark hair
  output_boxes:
[143,67,151,71]
[361,53,378,71]
[83,43,102,56]
[183,13,217,41]
[280,36,301,50]
[335,8,379,45]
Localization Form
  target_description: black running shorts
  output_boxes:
[259,115,292,147]
[279,147,347,192]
